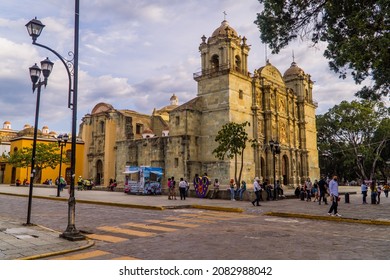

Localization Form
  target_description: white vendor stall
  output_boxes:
[123,166,163,195]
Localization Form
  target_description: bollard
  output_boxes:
[345,192,350,203]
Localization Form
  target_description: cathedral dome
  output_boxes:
[3,121,11,129]
[91,103,114,114]
[17,126,42,137]
[211,20,238,38]
[283,61,305,78]
[142,128,153,134]
[170,94,178,105]
[142,127,155,138]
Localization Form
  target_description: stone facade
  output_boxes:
[79,20,320,188]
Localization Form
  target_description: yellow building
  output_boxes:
[2,125,84,185]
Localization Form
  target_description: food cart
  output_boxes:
[123,166,163,195]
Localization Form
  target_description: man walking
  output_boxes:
[328,175,341,217]
[251,177,261,206]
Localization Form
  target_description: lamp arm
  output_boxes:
[32,41,74,109]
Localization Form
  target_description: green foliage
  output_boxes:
[255,0,390,98]
[213,121,250,160]
[213,121,251,184]
[317,99,390,180]
[6,142,68,182]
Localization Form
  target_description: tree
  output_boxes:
[6,142,67,183]
[255,0,390,99]
[373,118,390,181]
[317,99,390,181]
[212,121,250,185]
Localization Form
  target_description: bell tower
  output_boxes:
[192,19,254,183]
[283,61,320,181]
[197,20,250,81]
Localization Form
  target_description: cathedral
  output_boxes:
[79,20,320,188]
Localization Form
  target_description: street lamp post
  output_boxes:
[56,134,69,197]
[322,151,332,179]
[26,58,54,226]
[269,139,281,200]
[25,0,84,241]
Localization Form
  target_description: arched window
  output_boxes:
[235,55,241,71]
[100,121,105,134]
[211,55,219,71]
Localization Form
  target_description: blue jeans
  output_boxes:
[252,191,261,205]
[237,189,245,200]
[362,191,367,203]
[328,196,338,214]
[230,188,235,200]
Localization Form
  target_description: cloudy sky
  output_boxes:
[0,0,362,134]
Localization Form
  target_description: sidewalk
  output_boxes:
[0,184,388,260]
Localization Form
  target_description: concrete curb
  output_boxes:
[0,191,241,212]
[18,240,95,260]
[72,199,166,211]
[0,192,165,211]
[16,224,95,260]
[265,212,390,226]
[190,204,244,213]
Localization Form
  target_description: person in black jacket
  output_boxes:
[318,177,328,205]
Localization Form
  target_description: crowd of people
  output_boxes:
[164,174,287,204]
[361,180,389,204]
[290,175,342,216]
[163,172,389,215]
[32,172,389,212]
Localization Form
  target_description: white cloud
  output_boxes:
[0,0,365,133]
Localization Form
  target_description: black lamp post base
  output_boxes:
[60,228,85,241]
[23,222,35,227]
